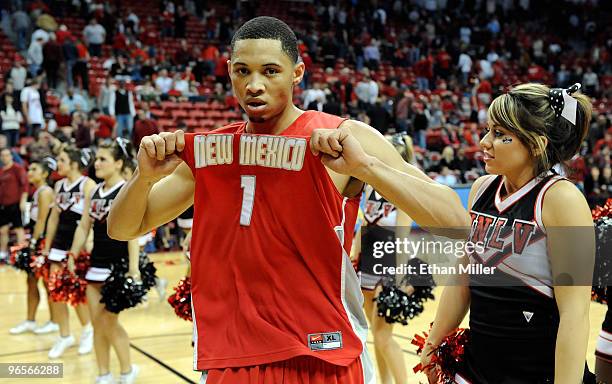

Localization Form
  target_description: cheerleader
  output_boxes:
[69,139,139,384]
[314,83,595,382]
[418,83,595,383]
[42,146,95,359]
[9,157,57,335]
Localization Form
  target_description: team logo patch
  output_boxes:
[308,332,342,351]
[523,311,534,323]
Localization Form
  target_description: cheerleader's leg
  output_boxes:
[87,281,111,376]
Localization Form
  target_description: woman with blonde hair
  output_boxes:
[418,83,596,383]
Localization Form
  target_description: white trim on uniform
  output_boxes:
[48,248,68,262]
[337,197,375,384]
[455,372,472,384]
[85,267,111,281]
[534,175,564,233]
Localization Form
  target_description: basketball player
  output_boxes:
[42,146,95,359]
[9,157,57,335]
[317,83,594,382]
[69,139,139,384]
[108,17,467,384]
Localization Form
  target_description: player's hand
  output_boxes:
[138,130,186,182]
[310,128,372,178]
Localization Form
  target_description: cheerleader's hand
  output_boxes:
[420,341,440,383]
[128,269,142,283]
[402,284,415,296]
[66,256,75,273]
[181,230,192,252]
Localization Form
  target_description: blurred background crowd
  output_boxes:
[0,0,610,253]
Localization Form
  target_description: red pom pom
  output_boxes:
[592,198,612,220]
[413,327,470,383]
[47,266,88,305]
[167,277,192,321]
[73,251,91,279]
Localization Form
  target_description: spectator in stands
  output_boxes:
[322,92,342,116]
[8,57,28,99]
[20,78,44,137]
[201,42,219,76]
[42,33,62,89]
[11,8,31,52]
[457,50,473,85]
[73,38,90,93]
[30,25,50,46]
[0,147,27,262]
[435,166,458,186]
[60,87,89,113]
[108,80,136,138]
[214,51,230,85]
[355,74,378,109]
[1,94,23,148]
[302,82,326,110]
[90,108,116,141]
[154,69,173,99]
[367,97,391,134]
[132,108,159,147]
[414,55,433,90]
[135,79,160,103]
[27,36,44,77]
[363,39,381,71]
[72,112,91,148]
[26,131,53,162]
[412,102,428,149]
[97,76,114,114]
[583,67,599,97]
[83,18,106,57]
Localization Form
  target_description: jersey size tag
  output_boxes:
[308,332,343,351]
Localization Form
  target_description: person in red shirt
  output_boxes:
[107,17,467,384]
[214,51,229,85]
[132,109,159,147]
[0,148,28,261]
[91,108,116,140]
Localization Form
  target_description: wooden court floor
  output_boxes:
[0,252,606,383]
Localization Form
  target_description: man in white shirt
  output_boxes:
[458,52,472,85]
[83,18,106,57]
[301,82,326,110]
[154,69,173,99]
[355,75,379,109]
[20,78,44,137]
[9,59,28,92]
[27,37,44,77]
[60,88,90,113]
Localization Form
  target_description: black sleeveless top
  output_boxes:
[89,180,128,268]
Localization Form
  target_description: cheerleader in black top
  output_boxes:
[69,139,140,384]
[42,146,95,359]
[9,157,56,335]
[419,83,596,383]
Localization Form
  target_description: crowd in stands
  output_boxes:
[0,0,610,252]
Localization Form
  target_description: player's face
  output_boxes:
[229,39,304,123]
[94,148,121,180]
[56,152,72,177]
[28,163,45,184]
[480,124,532,176]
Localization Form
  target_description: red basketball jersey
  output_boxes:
[179,111,371,373]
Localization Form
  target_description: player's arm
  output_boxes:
[69,186,94,255]
[108,131,194,240]
[417,176,489,381]
[312,121,470,230]
[542,181,594,384]
[32,187,53,241]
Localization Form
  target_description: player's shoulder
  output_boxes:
[304,110,346,129]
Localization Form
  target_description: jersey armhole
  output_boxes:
[534,176,565,234]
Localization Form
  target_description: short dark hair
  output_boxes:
[230,16,299,63]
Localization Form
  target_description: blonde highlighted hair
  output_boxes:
[487,83,592,177]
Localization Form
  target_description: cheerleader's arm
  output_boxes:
[543,180,594,384]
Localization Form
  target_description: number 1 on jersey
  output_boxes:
[240,175,256,226]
